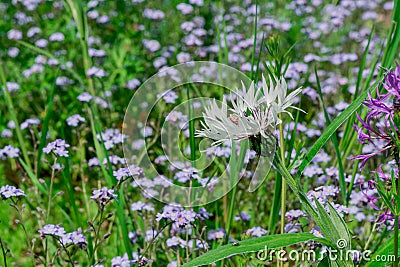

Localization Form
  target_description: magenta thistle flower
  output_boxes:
[353,65,400,168]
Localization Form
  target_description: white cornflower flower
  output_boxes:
[261,75,304,119]
[230,81,263,116]
[197,75,303,147]
[195,98,261,145]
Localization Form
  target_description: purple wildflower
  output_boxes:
[8,47,19,57]
[49,32,64,42]
[129,231,137,244]
[111,253,134,267]
[43,139,70,157]
[156,204,197,227]
[97,128,127,150]
[0,185,25,199]
[3,81,19,92]
[87,66,108,78]
[176,3,194,15]
[143,8,165,20]
[352,65,400,168]
[166,236,186,247]
[66,114,86,127]
[131,201,154,212]
[39,224,66,239]
[126,78,140,90]
[77,92,93,102]
[90,187,117,207]
[197,207,211,220]
[0,145,20,159]
[310,227,324,238]
[234,211,251,221]
[207,228,225,240]
[285,209,305,221]
[60,230,87,246]
[7,29,22,40]
[174,167,200,183]
[143,39,161,52]
[1,129,12,138]
[20,118,40,130]
[246,226,268,237]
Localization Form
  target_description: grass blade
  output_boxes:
[0,63,32,170]
[36,71,59,177]
[182,233,327,267]
[314,67,347,202]
[295,78,382,178]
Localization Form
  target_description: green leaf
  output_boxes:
[314,198,336,240]
[314,67,347,202]
[181,233,328,267]
[274,157,353,267]
[365,235,398,267]
[327,202,351,250]
[318,255,332,267]
[312,200,352,267]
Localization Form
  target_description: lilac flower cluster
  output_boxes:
[113,165,143,181]
[245,226,268,237]
[166,236,208,250]
[60,231,87,246]
[97,128,127,150]
[87,66,108,78]
[90,187,118,207]
[66,114,86,127]
[111,252,147,267]
[131,201,154,212]
[207,228,225,240]
[39,224,66,238]
[156,204,196,227]
[0,145,20,160]
[43,139,70,157]
[20,118,40,130]
[89,155,126,168]
[0,185,25,199]
[39,224,87,246]
[234,211,251,221]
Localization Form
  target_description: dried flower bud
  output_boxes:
[103,232,111,239]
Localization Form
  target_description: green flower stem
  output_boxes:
[46,157,58,224]
[394,215,399,267]
[395,167,400,267]
[0,237,7,267]
[0,63,32,169]
[279,116,286,267]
